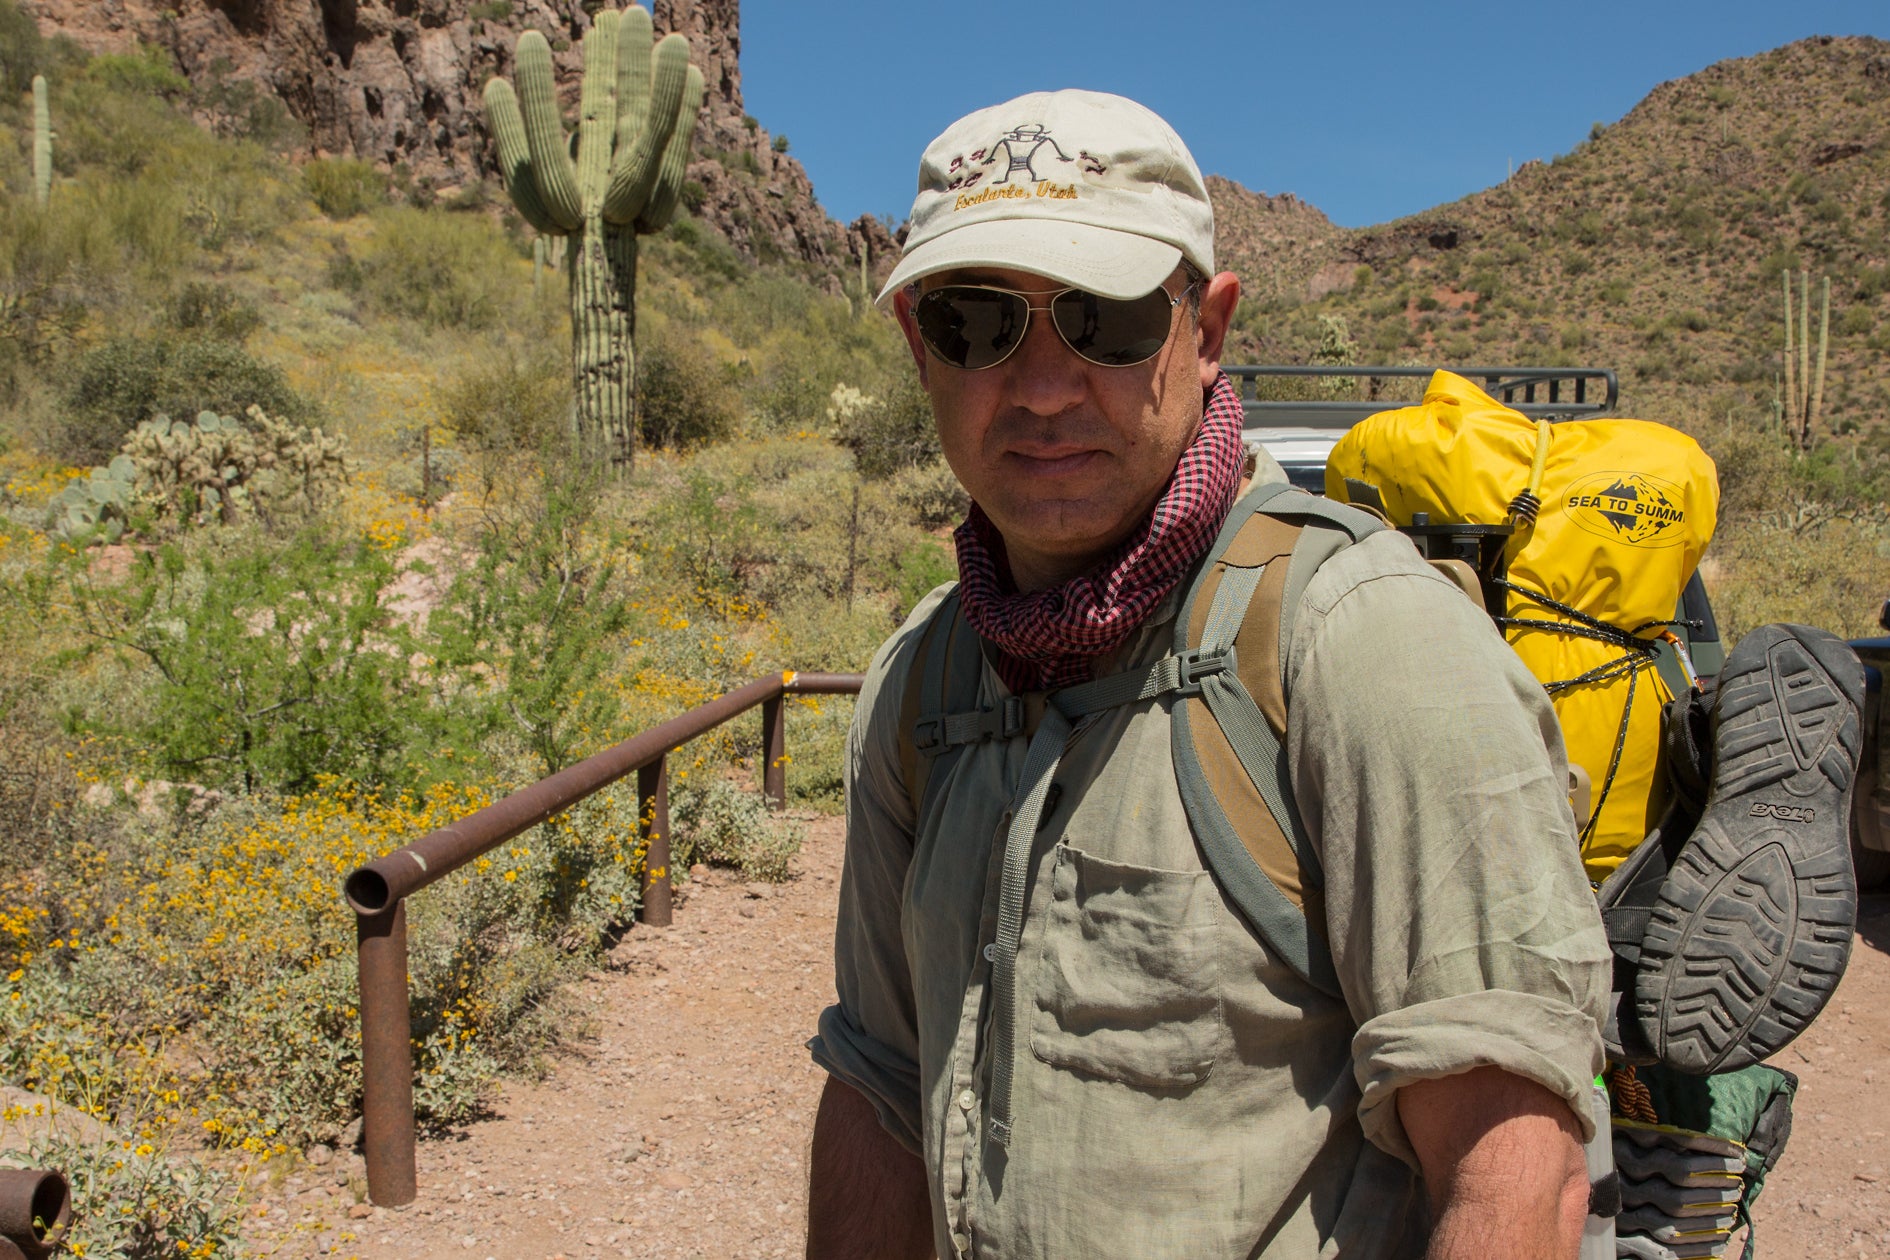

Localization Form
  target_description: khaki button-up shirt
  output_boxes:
[811,528,1611,1258]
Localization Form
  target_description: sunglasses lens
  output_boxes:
[1051,288,1176,366]
[913,284,1182,369]
[915,287,1028,369]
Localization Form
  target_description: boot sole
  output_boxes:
[1635,624,1863,1074]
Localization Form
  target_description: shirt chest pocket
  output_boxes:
[1029,843,1225,1089]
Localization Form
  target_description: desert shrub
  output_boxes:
[669,775,804,883]
[3,1128,244,1259]
[891,456,968,529]
[434,350,571,456]
[84,43,187,100]
[334,206,519,331]
[55,334,310,465]
[56,526,464,794]
[0,0,43,95]
[427,461,635,777]
[640,466,775,613]
[833,368,938,478]
[637,327,741,451]
[890,538,956,620]
[188,56,306,153]
[0,777,642,1150]
[303,156,385,219]
[164,280,262,341]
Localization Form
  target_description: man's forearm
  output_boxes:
[806,1075,935,1260]
[1400,1067,1590,1260]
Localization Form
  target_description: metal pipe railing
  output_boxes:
[343,669,864,1205]
[0,1168,70,1260]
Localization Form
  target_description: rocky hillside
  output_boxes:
[1219,36,1890,439]
[13,6,1886,436]
[16,0,895,280]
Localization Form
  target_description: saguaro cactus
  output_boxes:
[485,6,704,473]
[1780,269,1832,451]
[31,74,50,208]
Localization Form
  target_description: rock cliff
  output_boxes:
[16,0,893,279]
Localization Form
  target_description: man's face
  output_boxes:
[895,265,1241,591]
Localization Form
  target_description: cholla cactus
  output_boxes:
[120,407,350,527]
[485,4,705,473]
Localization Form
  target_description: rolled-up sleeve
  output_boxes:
[1285,532,1611,1168]
[806,594,943,1157]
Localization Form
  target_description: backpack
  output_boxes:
[896,479,1387,1000]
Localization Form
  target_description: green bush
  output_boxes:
[637,327,742,451]
[188,56,306,153]
[891,457,968,529]
[891,538,956,620]
[56,526,465,794]
[434,350,571,456]
[164,279,262,341]
[2,1129,244,1258]
[427,463,635,777]
[0,0,43,95]
[670,775,804,883]
[84,44,187,99]
[335,206,520,331]
[302,155,386,219]
[55,335,310,466]
[833,368,938,478]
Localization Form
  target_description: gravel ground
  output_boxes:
[234,819,1890,1259]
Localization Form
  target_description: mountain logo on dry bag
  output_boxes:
[1562,471,1687,547]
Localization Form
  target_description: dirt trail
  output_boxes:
[237,820,1890,1259]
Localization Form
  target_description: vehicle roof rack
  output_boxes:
[1226,365,1619,429]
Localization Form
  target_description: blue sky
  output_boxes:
[743,1,1890,231]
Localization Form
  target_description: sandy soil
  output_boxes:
[235,818,1890,1259]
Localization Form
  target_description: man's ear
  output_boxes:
[1195,271,1241,392]
[892,288,931,387]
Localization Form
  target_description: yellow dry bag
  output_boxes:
[1327,371,1718,879]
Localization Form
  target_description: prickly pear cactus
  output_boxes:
[485,4,705,473]
[47,455,136,543]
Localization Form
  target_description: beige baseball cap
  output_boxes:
[877,89,1216,307]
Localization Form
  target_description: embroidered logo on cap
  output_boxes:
[942,122,1108,211]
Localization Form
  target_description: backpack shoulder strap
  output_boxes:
[898,587,1012,827]
[1171,483,1384,999]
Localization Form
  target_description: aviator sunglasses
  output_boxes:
[911,279,1200,371]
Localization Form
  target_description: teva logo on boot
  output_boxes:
[1749,802,1816,823]
[943,123,1108,208]
[1562,471,1688,547]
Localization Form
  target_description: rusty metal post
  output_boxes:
[0,1167,68,1260]
[762,695,786,809]
[639,755,672,926]
[357,902,417,1206]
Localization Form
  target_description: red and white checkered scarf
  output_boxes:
[954,370,1245,692]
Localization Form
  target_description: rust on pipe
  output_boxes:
[762,696,786,809]
[638,755,671,927]
[358,902,417,1206]
[0,1167,69,1260]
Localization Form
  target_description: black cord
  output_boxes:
[1495,580,1670,854]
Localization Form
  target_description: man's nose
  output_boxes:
[1002,302,1087,415]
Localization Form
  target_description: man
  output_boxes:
[805,89,1612,1259]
